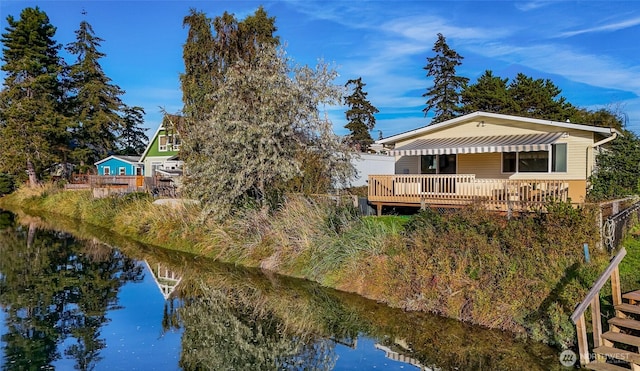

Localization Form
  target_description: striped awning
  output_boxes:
[388,132,564,156]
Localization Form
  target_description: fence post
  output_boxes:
[591,295,602,347]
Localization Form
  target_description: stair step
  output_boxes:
[594,345,640,364]
[602,331,640,347]
[586,361,632,371]
[624,290,640,302]
[609,317,640,331]
[615,303,640,315]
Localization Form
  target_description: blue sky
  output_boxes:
[1,1,639,140]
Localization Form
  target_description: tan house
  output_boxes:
[368,112,620,214]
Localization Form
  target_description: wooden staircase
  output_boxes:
[587,289,640,370]
[572,247,640,370]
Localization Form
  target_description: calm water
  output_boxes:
[0,209,565,370]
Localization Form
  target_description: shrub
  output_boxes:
[0,173,15,195]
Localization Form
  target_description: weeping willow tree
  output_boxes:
[182,45,354,220]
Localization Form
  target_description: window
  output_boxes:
[159,134,180,151]
[519,151,548,172]
[171,134,181,150]
[103,167,110,175]
[119,167,126,175]
[420,154,457,174]
[420,155,437,174]
[552,143,567,172]
[159,135,168,151]
[503,152,516,173]
[501,143,567,173]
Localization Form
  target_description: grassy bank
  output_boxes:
[0,184,625,348]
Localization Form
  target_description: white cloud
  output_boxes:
[514,1,555,12]
[382,16,509,43]
[468,42,640,93]
[558,16,640,38]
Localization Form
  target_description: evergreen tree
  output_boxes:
[460,70,514,115]
[507,73,573,121]
[117,106,148,155]
[422,33,468,124]
[344,77,378,151]
[459,71,581,122]
[570,107,624,131]
[0,7,67,185]
[589,128,640,201]
[66,19,126,166]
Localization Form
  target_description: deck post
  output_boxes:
[376,203,382,216]
[612,265,622,306]
[576,314,590,366]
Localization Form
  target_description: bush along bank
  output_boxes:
[0,184,612,348]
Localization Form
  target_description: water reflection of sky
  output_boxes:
[52,262,183,370]
[335,337,421,370]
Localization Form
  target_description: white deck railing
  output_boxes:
[368,174,569,207]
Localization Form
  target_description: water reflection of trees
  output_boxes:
[8,209,564,371]
[178,286,336,371]
[171,269,562,371]
[0,215,144,370]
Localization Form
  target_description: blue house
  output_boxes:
[94,155,143,176]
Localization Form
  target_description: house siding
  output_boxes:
[142,155,176,177]
[351,154,395,187]
[96,158,141,176]
[145,129,180,158]
[392,121,601,182]
[457,153,507,179]
[139,126,182,177]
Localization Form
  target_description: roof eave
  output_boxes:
[376,112,620,144]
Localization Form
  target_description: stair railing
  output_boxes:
[570,246,627,366]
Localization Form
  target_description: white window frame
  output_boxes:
[103,167,110,175]
[171,134,180,150]
[158,135,168,151]
[501,144,567,174]
[119,167,126,175]
[420,154,457,174]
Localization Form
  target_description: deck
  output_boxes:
[368,174,582,215]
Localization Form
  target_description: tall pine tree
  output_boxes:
[117,106,148,155]
[66,19,127,168]
[0,7,67,185]
[460,70,514,115]
[344,77,378,151]
[422,33,468,124]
